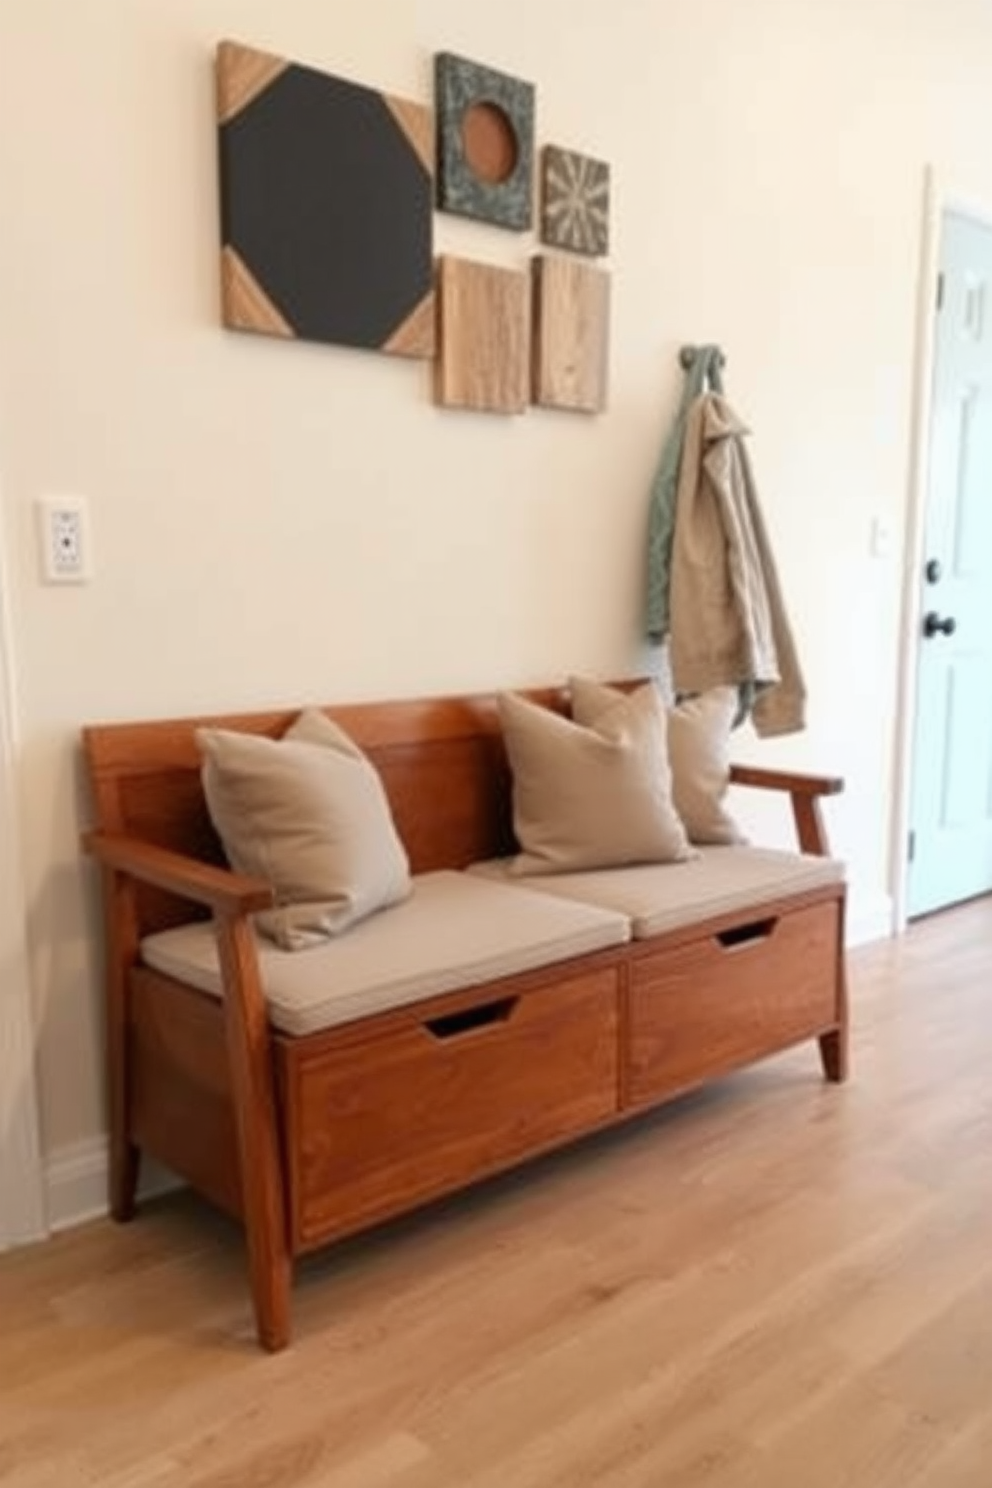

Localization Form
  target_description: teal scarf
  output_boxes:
[644,345,725,645]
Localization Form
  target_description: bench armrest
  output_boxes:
[729,765,844,798]
[84,832,286,1341]
[84,831,273,918]
[728,766,844,857]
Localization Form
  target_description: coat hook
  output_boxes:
[679,343,726,372]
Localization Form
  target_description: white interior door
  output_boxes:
[908,209,992,918]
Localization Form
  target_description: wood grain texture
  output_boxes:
[382,288,436,358]
[818,887,849,1083]
[531,253,610,413]
[215,913,291,1353]
[461,103,519,185]
[101,866,141,1223]
[729,764,845,796]
[85,833,273,917]
[627,900,841,1106]
[128,969,243,1219]
[793,793,830,856]
[731,763,843,857]
[219,245,294,338]
[215,39,289,125]
[1,898,988,1485]
[382,94,434,176]
[288,963,620,1249]
[435,255,530,413]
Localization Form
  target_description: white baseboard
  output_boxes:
[45,1138,181,1234]
[846,891,895,948]
[0,992,47,1249]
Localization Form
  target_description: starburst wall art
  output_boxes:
[540,145,610,258]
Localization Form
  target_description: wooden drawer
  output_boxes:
[286,965,620,1249]
[626,899,841,1108]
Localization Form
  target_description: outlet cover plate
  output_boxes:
[37,497,91,584]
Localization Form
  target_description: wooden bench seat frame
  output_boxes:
[82,684,847,1352]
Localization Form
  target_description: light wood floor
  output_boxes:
[2,900,991,1488]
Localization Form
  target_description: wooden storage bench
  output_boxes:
[82,683,847,1351]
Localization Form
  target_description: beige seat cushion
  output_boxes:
[140,870,630,1036]
[472,846,844,939]
[569,677,744,846]
[498,686,692,876]
[198,708,410,951]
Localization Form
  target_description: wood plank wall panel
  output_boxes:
[531,253,610,413]
[435,255,530,413]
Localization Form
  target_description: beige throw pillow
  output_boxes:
[569,677,745,846]
[498,687,692,875]
[198,708,410,950]
[668,688,746,845]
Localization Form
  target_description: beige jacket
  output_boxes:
[668,394,805,738]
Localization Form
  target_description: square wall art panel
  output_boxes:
[216,40,435,357]
[532,254,610,413]
[435,255,530,413]
[541,145,610,257]
[435,52,534,230]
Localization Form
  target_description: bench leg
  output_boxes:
[110,1135,141,1222]
[104,867,141,1222]
[818,1028,848,1083]
[246,1227,292,1353]
[819,916,850,1084]
[216,914,293,1352]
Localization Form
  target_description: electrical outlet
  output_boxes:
[37,497,91,583]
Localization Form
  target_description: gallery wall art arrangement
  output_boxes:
[215,38,611,413]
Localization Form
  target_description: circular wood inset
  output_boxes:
[461,101,518,185]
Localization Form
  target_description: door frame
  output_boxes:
[0,492,47,1248]
[890,166,992,931]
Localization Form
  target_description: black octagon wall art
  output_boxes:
[216,40,435,358]
[434,52,535,231]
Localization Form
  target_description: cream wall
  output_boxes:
[1,0,990,1197]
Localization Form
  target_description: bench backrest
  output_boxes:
[82,685,575,936]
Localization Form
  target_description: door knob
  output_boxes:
[923,612,956,638]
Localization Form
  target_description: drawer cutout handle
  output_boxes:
[424,997,519,1040]
[716,917,778,950]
